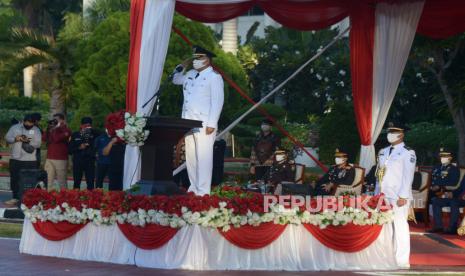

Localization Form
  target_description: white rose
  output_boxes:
[125,112,131,119]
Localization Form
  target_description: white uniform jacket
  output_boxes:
[377,142,416,201]
[172,66,224,129]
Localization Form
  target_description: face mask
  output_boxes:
[193,59,206,70]
[261,125,271,132]
[441,157,451,165]
[387,133,400,144]
[23,124,33,130]
[335,158,345,165]
[276,154,285,162]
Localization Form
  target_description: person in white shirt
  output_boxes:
[172,45,224,195]
[375,122,416,268]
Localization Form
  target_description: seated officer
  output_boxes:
[314,149,355,196]
[269,150,295,187]
[429,148,463,234]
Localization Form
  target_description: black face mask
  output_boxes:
[23,124,33,130]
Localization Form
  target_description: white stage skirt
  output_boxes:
[20,219,398,271]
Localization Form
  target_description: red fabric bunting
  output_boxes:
[32,221,87,241]
[175,1,255,23]
[118,223,179,250]
[125,0,146,113]
[417,0,465,39]
[259,0,349,31]
[218,222,287,250]
[349,3,375,146]
[303,223,383,253]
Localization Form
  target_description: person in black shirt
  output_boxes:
[102,137,126,191]
[69,117,98,190]
[94,131,112,189]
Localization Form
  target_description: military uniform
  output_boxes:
[172,46,224,196]
[250,129,280,182]
[315,149,355,196]
[268,151,295,186]
[430,149,464,233]
[375,124,415,268]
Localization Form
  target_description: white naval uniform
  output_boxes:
[172,66,224,195]
[376,142,416,268]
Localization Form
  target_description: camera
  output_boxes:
[48,119,58,127]
[81,127,95,145]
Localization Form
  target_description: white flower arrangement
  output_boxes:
[116,112,150,146]
[21,202,394,232]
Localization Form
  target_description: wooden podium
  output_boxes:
[138,116,202,194]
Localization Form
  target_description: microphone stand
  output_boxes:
[142,72,177,116]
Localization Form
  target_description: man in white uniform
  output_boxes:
[172,45,224,195]
[375,123,416,268]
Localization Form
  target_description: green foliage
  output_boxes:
[404,122,458,165]
[0,96,47,110]
[280,122,311,151]
[71,11,130,114]
[318,101,360,164]
[69,92,111,130]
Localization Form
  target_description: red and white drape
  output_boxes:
[124,0,465,186]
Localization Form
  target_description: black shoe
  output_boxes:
[444,228,457,235]
[427,227,443,233]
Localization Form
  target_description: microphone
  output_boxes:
[167,65,184,81]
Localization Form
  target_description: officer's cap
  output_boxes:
[275,149,287,155]
[439,148,453,157]
[81,117,93,125]
[334,148,348,158]
[386,122,404,133]
[193,45,216,58]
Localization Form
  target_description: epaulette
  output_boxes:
[404,145,413,151]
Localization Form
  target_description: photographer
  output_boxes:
[4,114,42,205]
[43,113,71,191]
[69,117,98,190]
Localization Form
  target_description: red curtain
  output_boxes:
[32,221,87,241]
[175,1,255,23]
[218,222,287,250]
[259,0,349,31]
[417,0,465,39]
[118,223,179,250]
[303,223,383,253]
[349,3,376,146]
[125,0,146,113]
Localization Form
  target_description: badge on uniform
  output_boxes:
[410,154,416,163]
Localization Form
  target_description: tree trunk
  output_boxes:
[23,66,34,97]
[50,88,65,116]
[436,72,465,165]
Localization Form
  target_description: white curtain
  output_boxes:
[359,1,424,170]
[20,220,398,271]
[123,0,176,190]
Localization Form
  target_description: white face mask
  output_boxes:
[441,157,451,165]
[335,157,345,165]
[387,133,400,144]
[193,59,206,70]
[261,125,271,132]
[276,154,285,162]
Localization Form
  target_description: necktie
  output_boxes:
[389,146,394,156]
[195,73,199,79]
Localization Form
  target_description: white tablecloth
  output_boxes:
[19,220,399,271]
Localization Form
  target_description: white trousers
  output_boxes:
[389,199,410,268]
[184,127,216,196]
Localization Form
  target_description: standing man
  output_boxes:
[43,113,71,191]
[4,114,41,205]
[69,117,98,190]
[375,123,416,268]
[249,119,281,182]
[429,148,462,234]
[94,129,112,189]
[172,45,224,195]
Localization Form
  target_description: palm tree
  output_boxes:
[0,27,69,115]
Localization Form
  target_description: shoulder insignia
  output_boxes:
[404,145,412,151]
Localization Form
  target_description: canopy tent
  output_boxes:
[123,0,465,189]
